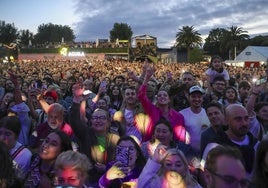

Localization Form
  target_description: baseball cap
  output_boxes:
[44,90,58,101]
[189,85,204,95]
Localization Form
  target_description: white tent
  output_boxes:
[236,46,268,64]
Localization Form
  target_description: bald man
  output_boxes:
[201,104,259,175]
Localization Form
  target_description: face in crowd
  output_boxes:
[162,150,189,187]
[117,139,138,168]
[225,104,249,139]
[189,91,203,108]
[0,127,17,149]
[205,149,249,188]
[124,88,137,106]
[153,122,172,146]
[54,151,90,188]
[182,72,195,89]
[212,80,226,94]
[39,132,62,161]
[206,105,225,131]
[91,109,110,134]
[47,104,64,129]
[156,90,170,106]
[211,57,223,71]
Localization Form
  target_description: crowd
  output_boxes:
[0,56,268,188]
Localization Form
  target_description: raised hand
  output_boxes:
[105,161,130,180]
[152,144,168,163]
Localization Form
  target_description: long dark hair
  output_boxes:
[0,142,22,188]
[52,129,73,152]
[151,117,176,147]
[109,84,123,110]
[210,55,224,72]
[117,136,146,168]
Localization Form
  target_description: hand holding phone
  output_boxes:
[115,146,129,167]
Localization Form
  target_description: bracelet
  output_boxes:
[252,92,259,96]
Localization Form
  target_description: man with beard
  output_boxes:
[171,71,195,111]
[203,76,226,108]
[200,102,227,154]
[202,104,259,175]
[29,103,74,150]
[4,79,15,94]
[113,86,146,144]
[179,85,210,155]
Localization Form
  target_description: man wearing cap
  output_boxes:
[0,116,32,180]
[179,85,210,155]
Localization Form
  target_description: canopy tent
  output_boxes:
[235,46,268,67]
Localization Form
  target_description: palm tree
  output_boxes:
[221,26,249,59]
[175,25,203,62]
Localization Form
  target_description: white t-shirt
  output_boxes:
[205,68,230,83]
[124,109,142,143]
[180,107,210,151]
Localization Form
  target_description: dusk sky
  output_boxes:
[1,0,268,48]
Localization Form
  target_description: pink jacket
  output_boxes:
[138,84,186,142]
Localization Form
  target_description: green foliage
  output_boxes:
[109,23,133,42]
[204,26,250,60]
[189,48,204,63]
[249,35,268,46]
[175,25,202,48]
[19,29,34,46]
[175,25,202,62]
[0,21,19,44]
[34,23,75,44]
[203,28,227,57]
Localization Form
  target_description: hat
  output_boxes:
[44,90,58,101]
[0,116,21,137]
[189,85,204,95]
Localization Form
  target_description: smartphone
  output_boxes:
[100,81,107,88]
[115,146,129,167]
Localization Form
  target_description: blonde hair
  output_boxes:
[55,150,91,176]
[161,148,199,187]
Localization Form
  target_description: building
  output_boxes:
[235,46,268,67]
[131,34,157,48]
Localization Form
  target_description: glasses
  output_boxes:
[54,176,80,187]
[91,116,107,120]
[206,168,251,188]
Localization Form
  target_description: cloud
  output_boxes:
[73,0,268,48]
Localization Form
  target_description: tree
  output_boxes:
[19,29,34,47]
[249,35,268,46]
[189,47,205,63]
[0,21,19,45]
[203,28,227,58]
[175,25,203,62]
[221,26,249,59]
[34,23,75,44]
[109,23,133,42]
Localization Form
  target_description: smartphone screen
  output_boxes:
[100,81,107,88]
[115,146,129,167]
